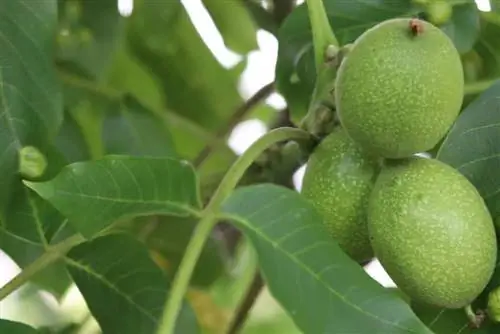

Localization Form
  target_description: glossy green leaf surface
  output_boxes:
[0,0,63,216]
[25,156,201,238]
[437,80,500,219]
[3,187,69,247]
[222,184,431,334]
[134,215,228,288]
[0,320,38,333]
[64,234,199,334]
[275,0,415,119]
[0,186,73,298]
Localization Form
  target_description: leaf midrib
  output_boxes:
[26,188,49,248]
[50,190,200,216]
[221,213,427,334]
[64,257,159,324]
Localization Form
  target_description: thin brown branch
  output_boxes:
[193,82,275,168]
[226,271,265,334]
[214,3,296,333]
[272,0,296,25]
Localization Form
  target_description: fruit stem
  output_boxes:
[155,127,313,334]
[306,0,338,74]
[193,82,275,168]
[464,304,484,329]
[465,304,475,319]
[296,0,341,140]
[0,234,84,301]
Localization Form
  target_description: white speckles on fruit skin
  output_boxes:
[301,128,381,263]
[335,18,464,159]
[368,157,497,308]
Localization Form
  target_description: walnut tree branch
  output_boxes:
[226,271,265,334]
[219,2,297,333]
[193,82,275,168]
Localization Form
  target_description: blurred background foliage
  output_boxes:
[1,0,500,333]
[0,0,302,332]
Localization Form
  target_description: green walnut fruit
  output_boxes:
[488,286,500,323]
[301,128,381,263]
[426,1,453,26]
[369,157,497,308]
[335,18,464,158]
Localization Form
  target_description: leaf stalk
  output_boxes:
[193,82,275,168]
[299,0,342,139]
[0,234,84,301]
[306,0,338,74]
[156,127,313,334]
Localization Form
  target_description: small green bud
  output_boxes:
[324,44,338,62]
[19,146,47,179]
[488,287,500,323]
[281,141,302,164]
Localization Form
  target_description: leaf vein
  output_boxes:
[456,153,500,171]
[225,213,420,333]
[65,257,159,324]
